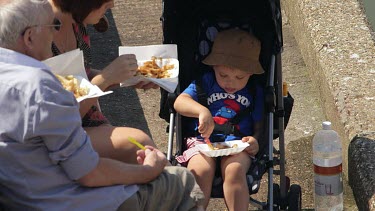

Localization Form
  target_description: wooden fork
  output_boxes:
[204,138,215,150]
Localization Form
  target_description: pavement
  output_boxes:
[283,0,375,209]
[89,0,359,209]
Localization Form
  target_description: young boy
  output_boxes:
[174,28,265,211]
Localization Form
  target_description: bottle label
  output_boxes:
[313,155,342,167]
[314,173,343,196]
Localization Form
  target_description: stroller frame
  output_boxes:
[159,0,301,210]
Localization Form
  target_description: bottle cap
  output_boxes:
[282,82,288,97]
[322,121,332,130]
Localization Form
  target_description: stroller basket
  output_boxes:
[159,0,301,210]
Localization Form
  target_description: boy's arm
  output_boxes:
[242,120,264,156]
[174,93,214,138]
[174,93,208,118]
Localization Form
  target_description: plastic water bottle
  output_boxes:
[313,121,343,211]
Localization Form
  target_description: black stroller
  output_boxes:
[158,0,301,210]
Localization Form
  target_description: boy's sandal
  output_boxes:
[93,15,109,33]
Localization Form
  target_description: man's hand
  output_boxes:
[242,136,259,157]
[136,146,167,181]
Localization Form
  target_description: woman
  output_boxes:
[49,0,159,164]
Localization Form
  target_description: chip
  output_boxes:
[137,56,173,78]
[55,74,89,98]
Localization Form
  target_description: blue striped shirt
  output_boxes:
[0,47,137,211]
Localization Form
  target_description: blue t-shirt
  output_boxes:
[183,71,264,142]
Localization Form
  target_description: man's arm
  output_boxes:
[78,148,167,187]
[35,73,167,187]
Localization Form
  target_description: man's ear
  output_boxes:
[22,28,34,50]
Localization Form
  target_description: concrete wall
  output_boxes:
[282,0,375,209]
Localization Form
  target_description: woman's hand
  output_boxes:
[198,109,214,139]
[242,136,259,157]
[93,54,138,90]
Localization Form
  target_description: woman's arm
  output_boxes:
[78,97,98,118]
[91,68,158,91]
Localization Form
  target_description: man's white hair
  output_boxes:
[0,0,50,48]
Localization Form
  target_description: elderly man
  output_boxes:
[0,0,204,210]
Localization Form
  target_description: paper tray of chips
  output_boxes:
[73,76,113,102]
[42,49,113,102]
[120,58,179,93]
[196,140,249,157]
[119,45,179,93]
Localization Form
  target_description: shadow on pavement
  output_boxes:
[87,10,151,135]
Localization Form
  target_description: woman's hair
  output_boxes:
[0,0,50,48]
[52,0,112,23]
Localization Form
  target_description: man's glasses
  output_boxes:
[21,18,61,35]
[42,18,62,31]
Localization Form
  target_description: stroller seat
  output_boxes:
[160,0,301,210]
[193,18,268,199]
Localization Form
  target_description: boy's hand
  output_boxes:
[242,136,259,156]
[198,109,214,138]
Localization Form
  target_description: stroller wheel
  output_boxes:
[272,183,280,210]
[285,176,291,190]
[287,184,302,211]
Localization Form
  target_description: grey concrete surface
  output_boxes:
[283,0,375,209]
[89,0,358,209]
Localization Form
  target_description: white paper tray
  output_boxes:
[120,58,179,93]
[119,45,179,93]
[196,140,249,157]
[43,49,113,102]
[74,76,113,102]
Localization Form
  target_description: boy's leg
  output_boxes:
[118,166,204,211]
[221,152,251,211]
[187,154,216,208]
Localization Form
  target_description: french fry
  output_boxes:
[55,74,89,98]
[206,142,239,150]
[204,138,215,150]
[137,56,173,79]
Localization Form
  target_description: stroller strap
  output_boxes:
[213,122,245,137]
[195,77,208,108]
[195,76,256,137]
